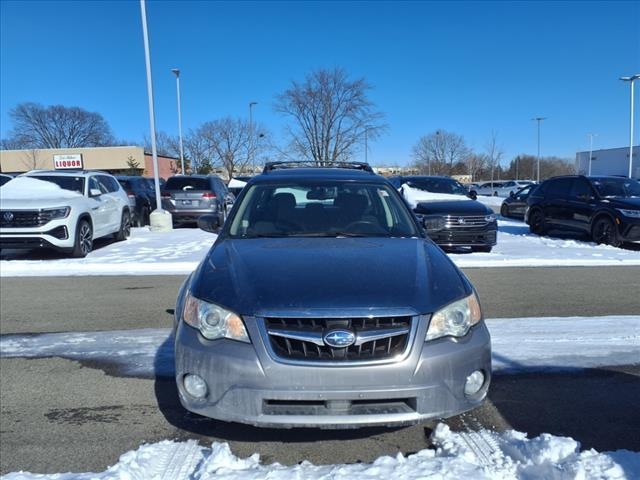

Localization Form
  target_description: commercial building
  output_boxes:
[576,146,639,179]
[0,146,180,179]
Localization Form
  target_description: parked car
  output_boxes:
[116,176,156,227]
[227,176,252,198]
[392,176,497,252]
[475,180,534,198]
[0,173,13,186]
[161,175,232,226]
[525,175,640,247]
[173,161,491,428]
[0,170,130,257]
[500,184,536,219]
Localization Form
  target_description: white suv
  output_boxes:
[0,170,131,257]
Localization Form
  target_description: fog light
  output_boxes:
[464,370,485,396]
[183,374,208,399]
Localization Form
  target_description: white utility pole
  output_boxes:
[140,0,171,230]
[172,68,185,175]
[532,117,546,182]
[587,133,597,176]
[620,74,639,178]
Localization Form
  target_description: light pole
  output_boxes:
[532,117,546,182]
[587,133,598,176]
[249,102,257,173]
[620,74,640,178]
[363,126,372,163]
[172,68,185,175]
[140,0,171,230]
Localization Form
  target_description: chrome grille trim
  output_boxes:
[443,215,489,228]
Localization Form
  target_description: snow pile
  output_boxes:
[228,177,248,189]
[475,195,505,209]
[0,176,82,200]
[401,184,470,208]
[4,423,638,479]
[2,315,638,378]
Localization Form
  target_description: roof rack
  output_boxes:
[263,161,374,173]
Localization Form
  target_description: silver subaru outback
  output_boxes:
[173,162,491,428]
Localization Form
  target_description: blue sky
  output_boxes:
[1,0,639,166]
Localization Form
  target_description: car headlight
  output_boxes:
[617,209,640,218]
[485,214,496,222]
[43,207,70,219]
[424,215,445,231]
[426,292,482,341]
[182,291,250,342]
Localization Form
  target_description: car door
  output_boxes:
[511,186,532,216]
[98,175,122,231]
[87,176,112,237]
[542,178,571,229]
[565,178,596,233]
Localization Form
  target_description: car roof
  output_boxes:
[251,167,385,184]
[25,170,107,177]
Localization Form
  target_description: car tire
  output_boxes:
[473,246,493,253]
[71,219,93,258]
[115,210,131,242]
[592,217,621,247]
[500,204,509,217]
[529,209,547,235]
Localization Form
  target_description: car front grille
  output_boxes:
[262,317,414,364]
[443,215,489,228]
[1,210,53,228]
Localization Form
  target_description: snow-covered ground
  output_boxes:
[4,423,639,479]
[1,316,638,378]
[1,219,638,277]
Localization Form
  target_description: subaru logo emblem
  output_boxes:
[3,211,13,222]
[323,329,356,348]
[457,217,466,225]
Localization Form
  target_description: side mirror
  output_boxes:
[89,188,102,197]
[509,191,515,198]
[197,214,220,233]
[469,190,477,200]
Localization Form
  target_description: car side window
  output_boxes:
[568,179,593,200]
[98,175,119,193]
[88,177,105,195]
[546,179,571,199]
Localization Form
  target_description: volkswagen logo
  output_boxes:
[2,211,14,223]
[457,217,466,225]
[323,329,356,348]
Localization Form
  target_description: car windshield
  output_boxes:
[590,177,640,198]
[403,178,468,196]
[228,181,420,238]
[28,175,85,194]
[164,177,210,191]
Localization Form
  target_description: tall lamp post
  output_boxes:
[172,68,185,175]
[532,117,546,182]
[140,0,171,231]
[620,74,640,179]
[587,133,598,175]
[249,102,257,173]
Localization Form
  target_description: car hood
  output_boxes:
[414,200,491,216]
[191,237,471,317]
[0,196,85,210]
[603,197,640,209]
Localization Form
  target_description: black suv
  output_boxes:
[116,176,157,227]
[526,175,640,247]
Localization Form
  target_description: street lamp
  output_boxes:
[249,102,257,173]
[587,133,598,176]
[140,0,171,231]
[172,68,185,175]
[620,74,640,178]
[532,117,546,182]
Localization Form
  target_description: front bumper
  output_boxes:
[175,317,491,428]
[0,224,72,250]
[619,217,640,242]
[427,225,497,248]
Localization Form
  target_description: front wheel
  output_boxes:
[71,220,93,258]
[500,204,509,218]
[115,210,131,241]
[592,217,621,247]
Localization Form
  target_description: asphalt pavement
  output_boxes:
[1,266,639,474]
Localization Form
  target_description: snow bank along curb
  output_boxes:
[1,220,639,277]
[3,423,638,479]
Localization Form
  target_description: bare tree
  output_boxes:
[275,67,385,164]
[5,103,114,149]
[412,130,471,176]
[200,117,266,179]
[484,131,504,188]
